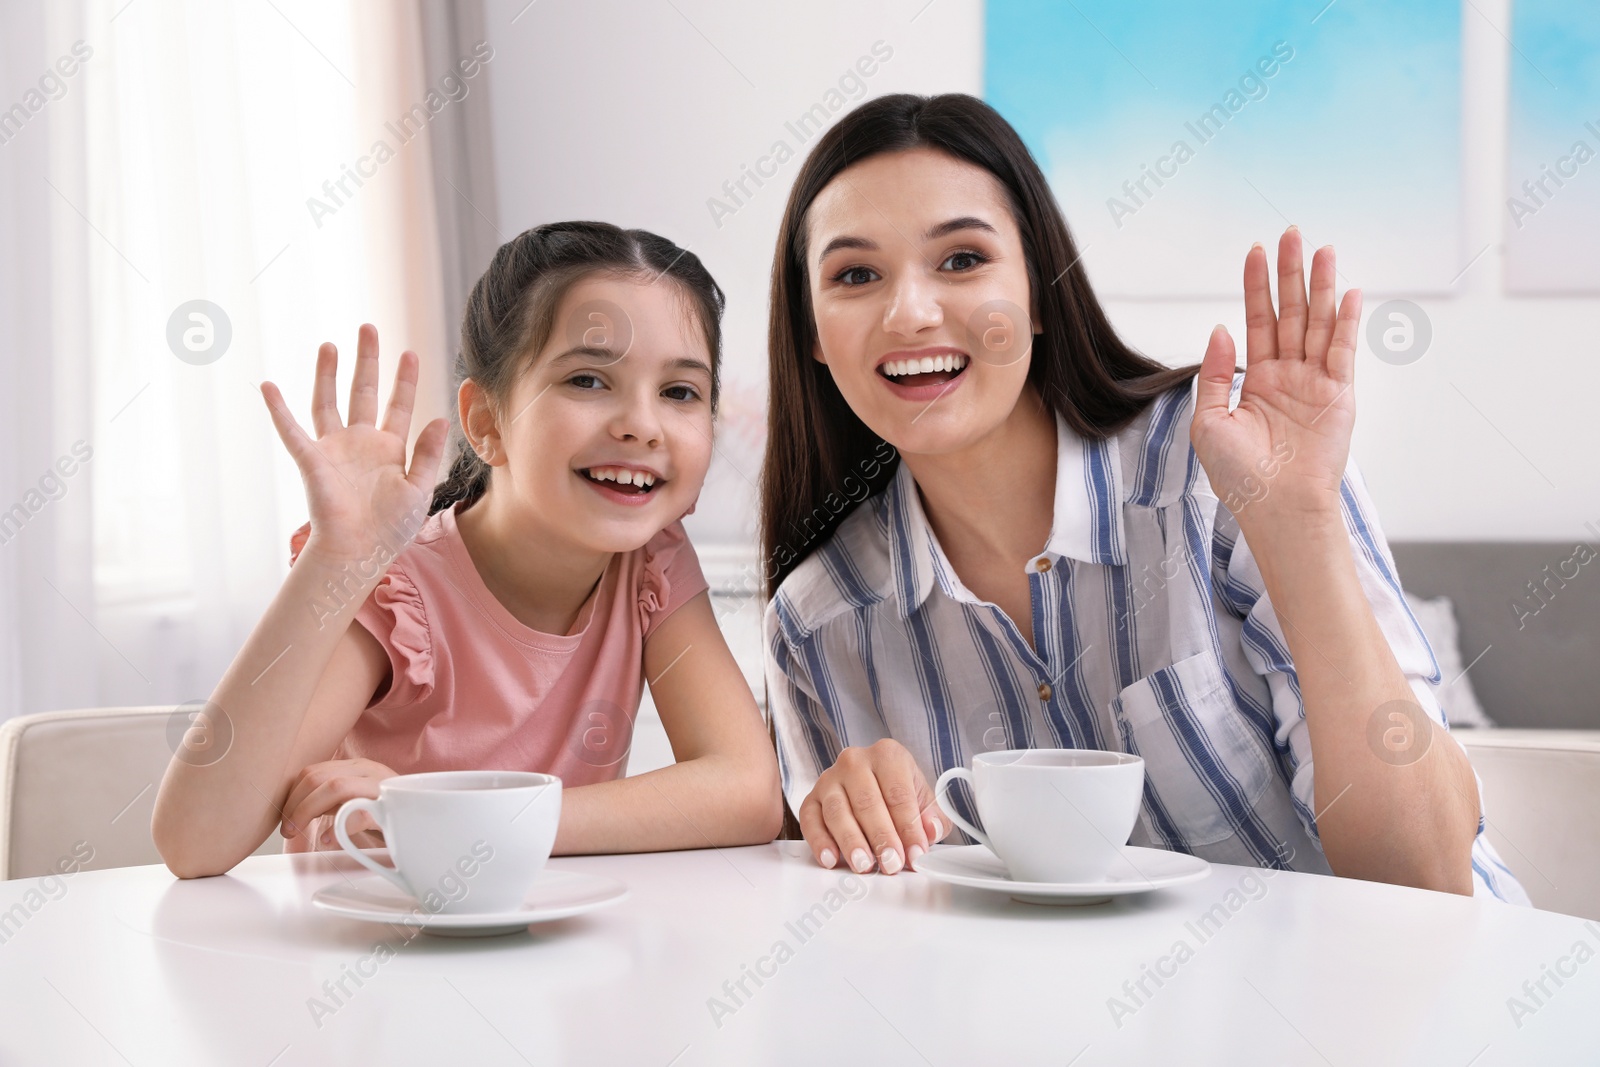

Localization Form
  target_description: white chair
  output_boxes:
[0,705,282,881]
[1455,729,1600,920]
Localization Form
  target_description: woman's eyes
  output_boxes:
[829,249,990,287]
[833,265,877,286]
[943,249,988,272]
[662,384,701,402]
[567,373,603,390]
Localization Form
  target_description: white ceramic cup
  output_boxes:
[333,770,562,914]
[934,749,1144,883]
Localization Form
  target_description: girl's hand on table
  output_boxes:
[280,757,397,849]
[798,739,949,875]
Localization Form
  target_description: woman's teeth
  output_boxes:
[584,466,657,489]
[880,354,970,378]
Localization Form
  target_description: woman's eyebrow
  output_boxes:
[816,215,999,265]
[924,215,997,242]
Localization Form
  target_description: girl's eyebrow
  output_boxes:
[667,357,714,379]
[549,346,624,369]
[549,348,711,378]
[815,215,998,266]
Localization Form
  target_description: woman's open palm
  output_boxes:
[260,324,449,565]
[1190,227,1362,521]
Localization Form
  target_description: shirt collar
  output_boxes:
[884,410,1128,618]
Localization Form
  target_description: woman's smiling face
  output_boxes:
[805,146,1040,456]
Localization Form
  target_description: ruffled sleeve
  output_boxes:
[354,565,435,710]
[289,520,434,710]
[637,520,711,641]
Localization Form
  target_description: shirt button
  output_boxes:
[1037,681,1052,701]
[1034,557,1052,573]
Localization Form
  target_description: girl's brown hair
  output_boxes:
[430,221,725,515]
[759,92,1203,596]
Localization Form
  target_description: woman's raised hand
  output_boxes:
[260,324,450,567]
[1190,227,1362,525]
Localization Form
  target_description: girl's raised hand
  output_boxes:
[260,324,450,566]
[1190,227,1362,525]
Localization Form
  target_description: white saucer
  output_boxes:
[914,845,1211,906]
[312,868,628,936]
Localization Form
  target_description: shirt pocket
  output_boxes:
[1110,650,1275,848]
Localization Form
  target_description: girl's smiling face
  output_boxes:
[471,273,715,555]
[805,146,1041,457]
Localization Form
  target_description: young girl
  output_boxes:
[154,221,782,876]
[759,93,1529,904]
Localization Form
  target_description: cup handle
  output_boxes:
[333,797,409,894]
[932,766,991,850]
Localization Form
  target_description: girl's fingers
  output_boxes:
[260,381,320,473]
[1304,246,1339,365]
[319,808,379,845]
[796,795,843,870]
[287,777,379,842]
[280,766,325,830]
[1275,227,1308,361]
[1242,242,1278,366]
[310,342,342,438]
[1325,288,1362,384]
[347,324,382,427]
[406,417,452,495]
[379,349,419,440]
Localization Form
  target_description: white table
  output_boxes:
[0,843,1593,1065]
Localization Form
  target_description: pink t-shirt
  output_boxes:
[283,500,708,853]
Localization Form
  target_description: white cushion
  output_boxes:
[1404,591,1495,728]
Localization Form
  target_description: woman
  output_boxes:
[759,92,1528,903]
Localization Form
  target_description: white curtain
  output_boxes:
[0,0,456,719]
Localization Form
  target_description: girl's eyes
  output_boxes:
[828,248,990,287]
[563,374,701,403]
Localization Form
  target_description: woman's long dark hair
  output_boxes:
[759,93,1203,596]
[429,221,725,515]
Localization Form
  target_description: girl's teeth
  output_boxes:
[586,467,657,487]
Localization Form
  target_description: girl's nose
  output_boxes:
[611,391,664,447]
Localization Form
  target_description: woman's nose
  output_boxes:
[882,270,945,337]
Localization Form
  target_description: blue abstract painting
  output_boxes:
[985,0,1463,298]
[1505,0,1600,294]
